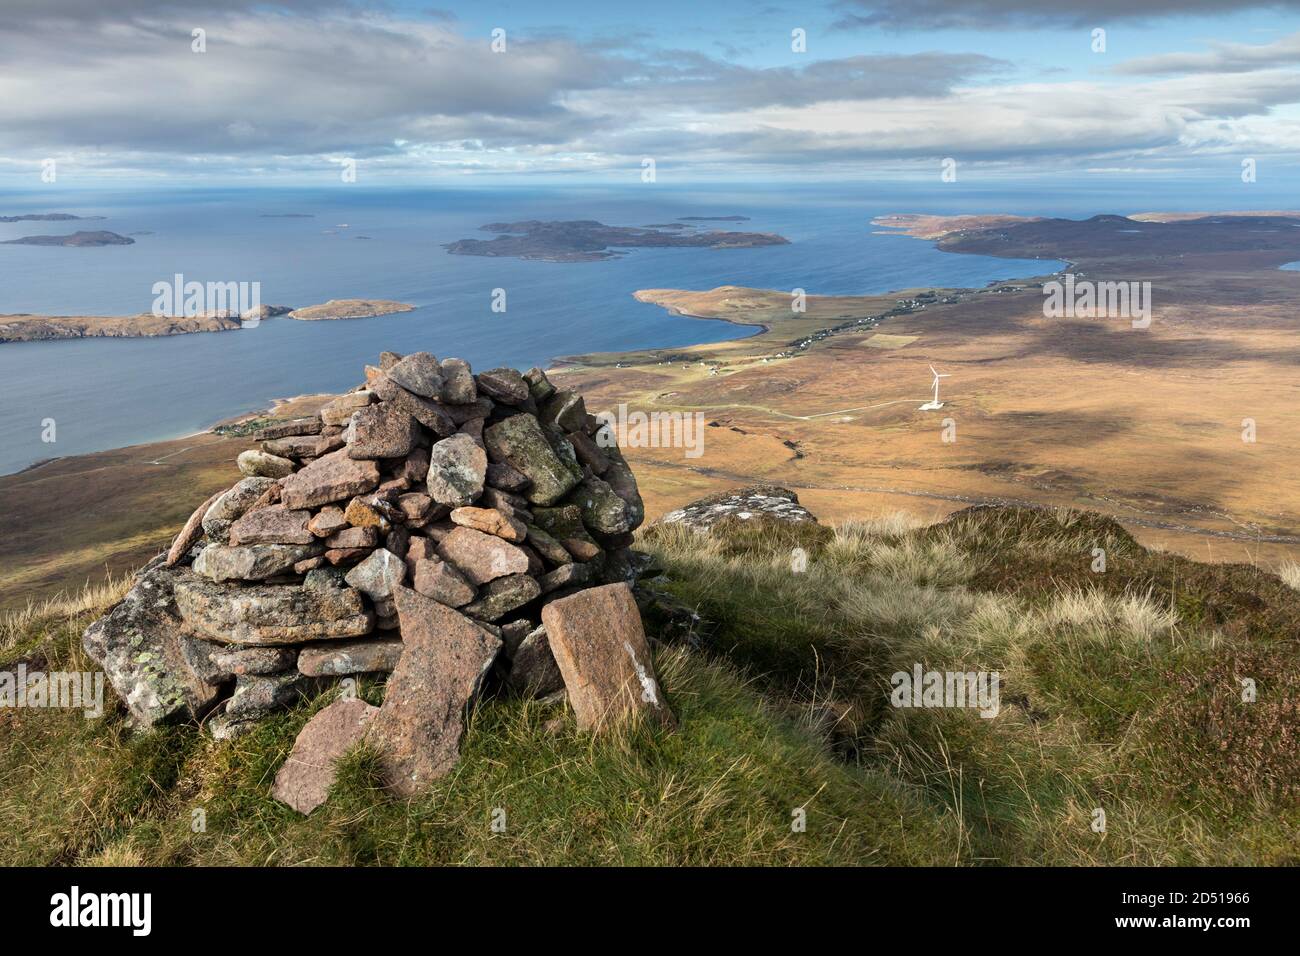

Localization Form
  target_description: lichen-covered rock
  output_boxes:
[531,505,601,561]
[462,573,540,622]
[386,351,442,399]
[82,561,224,728]
[202,477,278,542]
[483,414,581,506]
[475,367,528,404]
[238,449,296,479]
[657,485,816,532]
[438,357,477,404]
[193,542,321,582]
[298,638,403,676]
[224,671,312,720]
[566,474,631,535]
[426,433,487,507]
[343,548,406,603]
[179,636,297,682]
[173,572,373,645]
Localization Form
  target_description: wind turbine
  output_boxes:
[918,365,950,410]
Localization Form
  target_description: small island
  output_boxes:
[445,219,789,262]
[1,230,134,247]
[287,299,415,321]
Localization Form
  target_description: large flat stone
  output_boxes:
[173,572,373,645]
[229,504,314,546]
[366,586,501,796]
[346,403,419,460]
[193,542,321,582]
[82,562,224,728]
[435,526,529,585]
[281,448,381,510]
[272,698,379,814]
[540,582,675,732]
[484,414,581,506]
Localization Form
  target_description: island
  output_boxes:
[1,230,134,247]
[444,219,789,262]
[678,215,750,222]
[0,213,106,223]
[286,299,414,320]
[0,299,415,343]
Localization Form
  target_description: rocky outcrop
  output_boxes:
[656,485,816,531]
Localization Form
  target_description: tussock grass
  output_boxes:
[2,504,1297,865]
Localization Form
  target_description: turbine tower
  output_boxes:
[919,365,950,411]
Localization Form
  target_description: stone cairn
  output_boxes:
[84,353,674,810]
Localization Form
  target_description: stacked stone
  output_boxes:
[85,352,652,740]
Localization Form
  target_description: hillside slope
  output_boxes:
[1,504,1296,866]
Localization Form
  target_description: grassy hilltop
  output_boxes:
[2,505,1296,866]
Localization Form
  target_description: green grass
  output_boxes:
[2,504,1297,865]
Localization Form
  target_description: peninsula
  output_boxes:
[445,219,789,262]
[0,298,416,343]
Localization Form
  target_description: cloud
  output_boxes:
[1116,31,1300,74]
[0,3,1297,179]
[833,0,1300,30]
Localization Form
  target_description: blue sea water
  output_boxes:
[0,179,1285,475]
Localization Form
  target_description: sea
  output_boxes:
[0,178,1290,475]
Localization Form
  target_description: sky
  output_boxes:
[2,0,1300,185]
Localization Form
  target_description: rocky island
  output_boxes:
[445,219,789,262]
[287,299,415,321]
[2,230,134,247]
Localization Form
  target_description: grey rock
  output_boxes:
[202,477,278,542]
[386,351,442,398]
[82,562,224,728]
[343,548,406,602]
[173,574,373,645]
[426,433,487,507]
[298,638,403,676]
[193,542,321,582]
